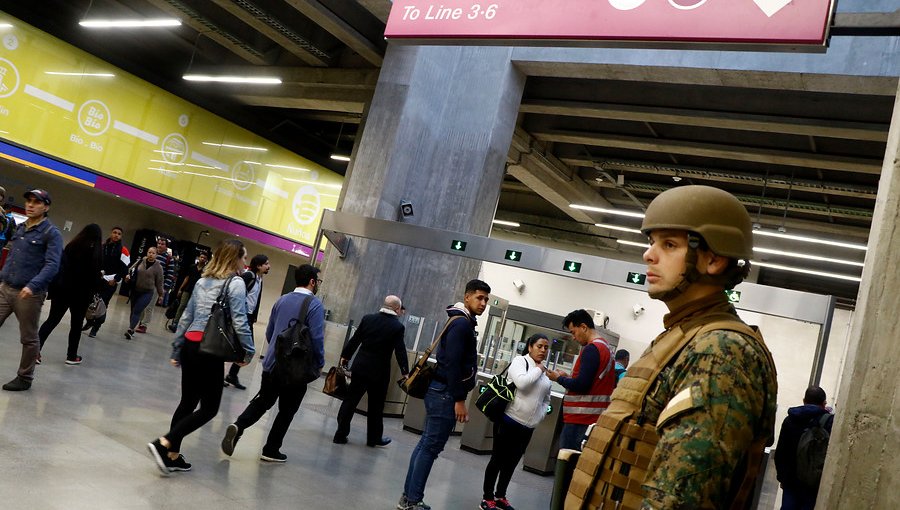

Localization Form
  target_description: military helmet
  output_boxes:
[641,185,753,260]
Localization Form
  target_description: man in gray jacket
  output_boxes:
[0,189,63,391]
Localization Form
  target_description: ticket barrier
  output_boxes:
[522,391,564,475]
[459,373,496,454]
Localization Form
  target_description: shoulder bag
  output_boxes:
[398,315,463,399]
[198,276,245,362]
[85,293,107,321]
[476,356,528,422]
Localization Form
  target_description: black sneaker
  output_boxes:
[124,330,133,340]
[81,322,93,332]
[367,436,392,447]
[167,454,192,472]
[65,356,83,365]
[260,450,287,463]
[2,376,32,391]
[494,497,515,510]
[167,323,177,333]
[224,375,246,390]
[87,331,97,338]
[332,435,348,445]
[221,424,242,456]
[147,440,171,476]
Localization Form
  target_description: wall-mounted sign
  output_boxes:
[505,249,522,262]
[563,260,582,273]
[451,240,468,251]
[725,289,742,303]
[626,272,646,285]
[385,0,835,49]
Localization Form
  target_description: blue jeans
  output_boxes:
[403,381,456,503]
[559,423,589,451]
[129,290,153,330]
[781,485,817,510]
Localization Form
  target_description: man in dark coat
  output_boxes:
[774,386,834,510]
[333,294,409,447]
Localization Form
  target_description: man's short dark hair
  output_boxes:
[295,264,320,287]
[803,386,827,406]
[563,309,594,330]
[249,254,269,272]
[465,279,491,295]
[615,349,630,361]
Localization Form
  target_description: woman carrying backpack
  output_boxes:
[147,239,255,475]
[480,333,553,510]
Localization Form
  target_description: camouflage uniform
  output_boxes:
[640,295,778,509]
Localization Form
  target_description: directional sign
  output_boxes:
[725,289,742,303]
[450,240,467,252]
[505,250,523,262]
[563,261,582,273]
[626,272,646,285]
[386,0,835,48]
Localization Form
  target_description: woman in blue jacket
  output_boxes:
[147,239,255,475]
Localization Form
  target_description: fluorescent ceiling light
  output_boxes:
[202,141,267,152]
[752,229,867,251]
[492,220,521,227]
[596,223,642,234]
[752,261,861,282]
[45,71,114,77]
[753,247,865,267]
[0,23,13,29]
[184,74,281,85]
[265,163,309,172]
[330,154,351,162]
[571,204,645,219]
[617,240,649,248]
[80,19,181,28]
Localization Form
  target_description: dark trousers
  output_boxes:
[483,416,534,500]
[164,342,225,451]
[234,370,307,452]
[86,283,117,333]
[128,290,153,330]
[226,318,254,379]
[38,291,90,359]
[335,371,389,443]
[781,485,818,510]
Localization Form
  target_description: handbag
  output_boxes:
[198,276,246,362]
[323,365,351,399]
[85,293,107,321]
[398,316,463,399]
[165,294,181,320]
[475,357,526,422]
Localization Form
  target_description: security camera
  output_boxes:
[399,199,414,219]
[512,279,525,292]
[632,304,645,318]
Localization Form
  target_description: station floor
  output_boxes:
[0,295,554,510]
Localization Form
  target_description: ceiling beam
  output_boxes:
[520,99,889,142]
[284,0,385,66]
[189,65,378,88]
[534,129,883,174]
[208,0,331,66]
[145,0,269,65]
[234,85,372,112]
[355,0,393,23]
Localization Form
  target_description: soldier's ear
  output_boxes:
[704,252,730,276]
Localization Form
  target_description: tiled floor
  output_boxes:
[0,295,553,510]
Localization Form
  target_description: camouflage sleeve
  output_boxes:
[641,330,770,510]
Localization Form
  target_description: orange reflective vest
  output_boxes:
[562,338,615,425]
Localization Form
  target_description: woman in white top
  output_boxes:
[481,333,553,510]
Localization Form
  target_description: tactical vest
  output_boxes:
[565,314,775,510]
[563,338,615,425]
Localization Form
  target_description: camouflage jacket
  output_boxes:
[640,294,778,510]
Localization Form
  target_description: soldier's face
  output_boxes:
[643,229,689,299]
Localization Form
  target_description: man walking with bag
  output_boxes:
[221,264,324,463]
[399,279,491,510]
[333,294,409,447]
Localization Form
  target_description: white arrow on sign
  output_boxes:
[509,252,517,260]
[753,0,792,18]
[454,242,463,250]
[631,274,641,283]
[568,262,578,271]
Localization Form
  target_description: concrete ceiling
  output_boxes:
[4,1,896,303]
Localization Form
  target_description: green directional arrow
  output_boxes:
[563,260,582,273]
[505,250,522,262]
[724,289,742,303]
[450,240,467,252]
[627,272,646,285]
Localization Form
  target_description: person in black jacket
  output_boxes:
[37,223,103,364]
[774,386,835,510]
[333,295,409,447]
[399,279,491,510]
[83,226,126,337]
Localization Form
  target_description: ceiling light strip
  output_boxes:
[184,75,281,85]
[570,204,645,218]
[80,19,181,28]
[753,247,865,267]
[752,261,862,282]
[752,229,867,251]
[595,223,642,234]
[492,220,521,227]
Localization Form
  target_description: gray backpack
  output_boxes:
[795,413,831,490]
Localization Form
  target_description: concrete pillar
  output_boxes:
[319,45,525,330]
[817,79,900,509]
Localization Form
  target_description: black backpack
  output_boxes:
[795,413,831,490]
[272,295,320,386]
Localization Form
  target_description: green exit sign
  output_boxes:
[505,250,522,262]
[563,260,582,273]
[724,289,742,303]
[626,272,646,285]
[450,240,467,252]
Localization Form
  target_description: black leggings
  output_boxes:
[38,292,90,359]
[164,341,225,452]
[483,416,534,500]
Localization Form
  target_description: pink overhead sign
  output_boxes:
[385,0,835,47]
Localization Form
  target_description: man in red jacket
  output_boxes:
[549,309,615,450]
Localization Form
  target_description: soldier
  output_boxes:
[565,185,778,510]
